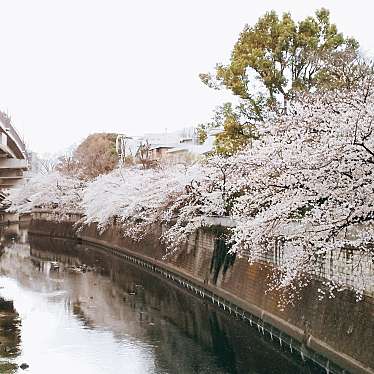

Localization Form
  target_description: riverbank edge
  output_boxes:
[27,215,373,374]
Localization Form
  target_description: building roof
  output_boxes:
[149,144,174,151]
[167,147,189,154]
[122,126,224,158]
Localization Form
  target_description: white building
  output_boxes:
[118,127,223,163]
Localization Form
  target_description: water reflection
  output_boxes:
[0,225,324,374]
[0,297,21,373]
[0,223,25,374]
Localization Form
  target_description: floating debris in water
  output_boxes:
[50,261,60,270]
[65,264,96,273]
[20,363,29,370]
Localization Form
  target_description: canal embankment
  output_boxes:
[28,210,374,374]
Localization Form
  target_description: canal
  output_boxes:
[0,224,325,374]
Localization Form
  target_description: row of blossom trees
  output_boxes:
[7,75,374,303]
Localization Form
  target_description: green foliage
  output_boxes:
[201,8,359,117]
[198,8,362,156]
[196,124,208,145]
[0,362,18,374]
[215,109,258,156]
[314,49,374,90]
[198,102,259,156]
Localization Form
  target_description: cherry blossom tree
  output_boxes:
[7,76,374,302]
[214,76,373,300]
[7,172,85,214]
[161,76,374,300]
[80,164,204,240]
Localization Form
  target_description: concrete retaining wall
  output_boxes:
[28,215,374,374]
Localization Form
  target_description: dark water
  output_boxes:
[0,224,324,374]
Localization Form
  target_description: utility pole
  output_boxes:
[116,134,128,166]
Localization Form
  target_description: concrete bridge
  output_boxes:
[0,111,28,193]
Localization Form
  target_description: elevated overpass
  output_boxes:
[0,111,28,193]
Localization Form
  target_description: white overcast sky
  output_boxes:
[0,0,373,154]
